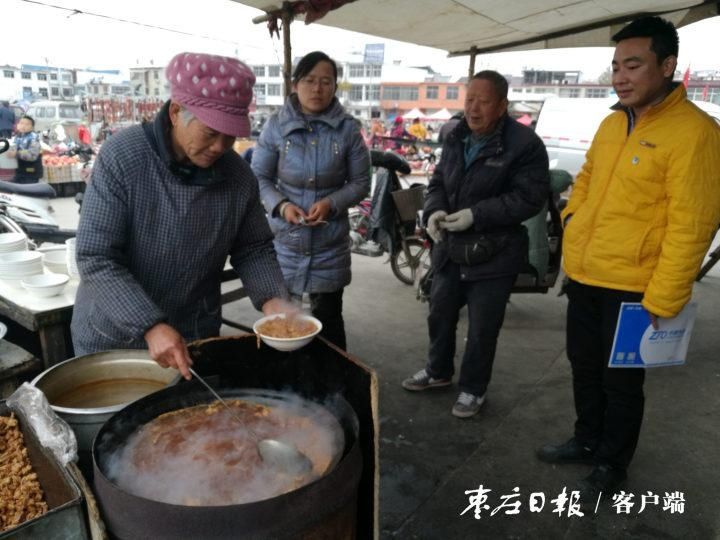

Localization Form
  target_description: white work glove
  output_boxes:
[441,209,474,232]
[427,211,447,243]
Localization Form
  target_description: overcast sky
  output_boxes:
[3,0,719,81]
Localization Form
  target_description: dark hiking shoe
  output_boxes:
[401,369,451,391]
[536,437,595,465]
[577,464,628,506]
[451,392,485,418]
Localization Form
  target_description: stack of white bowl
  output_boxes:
[21,273,69,298]
[0,232,28,254]
[0,250,44,288]
[42,248,69,275]
[65,238,79,280]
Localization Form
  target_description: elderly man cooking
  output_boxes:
[71,52,291,379]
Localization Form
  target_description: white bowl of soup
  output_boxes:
[253,314,322,352]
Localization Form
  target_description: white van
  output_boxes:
[536,95,720,178]
[692,100,720,125]
[25,100,84,135]
[535,96,616,177]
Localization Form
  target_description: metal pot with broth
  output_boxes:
[92,384,362,540]
[32,350,179,455]
[104,392,345,506]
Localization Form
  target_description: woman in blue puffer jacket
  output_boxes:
[252,51,371,349]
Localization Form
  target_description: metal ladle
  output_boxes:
[188,368,313,476]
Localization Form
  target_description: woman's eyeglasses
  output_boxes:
[298,77,334,88]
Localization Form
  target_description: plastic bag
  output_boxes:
[7,382,78,465]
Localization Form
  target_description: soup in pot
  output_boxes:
[52,378,167,409]
[106,397,343,506]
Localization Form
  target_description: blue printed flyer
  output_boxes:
[608,302,697,368]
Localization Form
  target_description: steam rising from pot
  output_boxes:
[105,394,344,506]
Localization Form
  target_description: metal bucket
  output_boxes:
[31,350,179,455]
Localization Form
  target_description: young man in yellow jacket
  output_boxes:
[537,16,720,500]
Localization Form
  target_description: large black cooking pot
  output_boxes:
[93,383,361,540]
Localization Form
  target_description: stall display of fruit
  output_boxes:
[42,154,83,183]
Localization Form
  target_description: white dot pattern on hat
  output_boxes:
[166,52,256,136]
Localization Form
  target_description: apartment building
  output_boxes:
[249,60,383,121]
[1,64,75,101]
[129,66,169,99]
[74,69,130,99]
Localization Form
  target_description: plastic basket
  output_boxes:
[391,186,425,222]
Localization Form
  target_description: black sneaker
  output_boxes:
[536,437,595,465]
[576,464,628,506]
[401,369,451,391]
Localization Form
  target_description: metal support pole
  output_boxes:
[468,47,477,80]
[281,2,293,97]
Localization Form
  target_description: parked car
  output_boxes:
[534,96,616,178]
[692,100,720,125]
[536,95,720,178]
[25,100,84,140]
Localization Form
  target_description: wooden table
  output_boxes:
[0,280,78,369]
[0,339,42,397]
[0,266,249,368]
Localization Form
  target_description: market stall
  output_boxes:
[1,333,378,539]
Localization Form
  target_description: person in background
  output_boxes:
[7,115,43,184]
[78,123,92,146]
[252,51,371,350]
[72,52,292,379]
[537,17,720,501]
[407,117,428,140]
[426,125,437,142]
[402,70,549,418]
[0,101,15,138]
[390,116,410,150]
[438,111,463,143]
[369,119,385,148]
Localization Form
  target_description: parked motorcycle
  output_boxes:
[62,144,94,212]
[349,149,430,285]
[415,168,574,302]
[0,138,77,245]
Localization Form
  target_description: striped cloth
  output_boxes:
[71,121,287,354]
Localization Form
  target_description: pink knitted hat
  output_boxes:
[166,52,255,137]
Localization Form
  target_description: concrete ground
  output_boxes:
[51,197,720,539]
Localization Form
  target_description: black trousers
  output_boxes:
[426,263,515,396]
[566,279,645,470]
[307,290,346,351]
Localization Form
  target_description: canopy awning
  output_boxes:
[403,107,425,119]
[233,0,719,56]
[426,108,452,120]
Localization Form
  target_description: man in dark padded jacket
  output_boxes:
[402,70,549,418]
